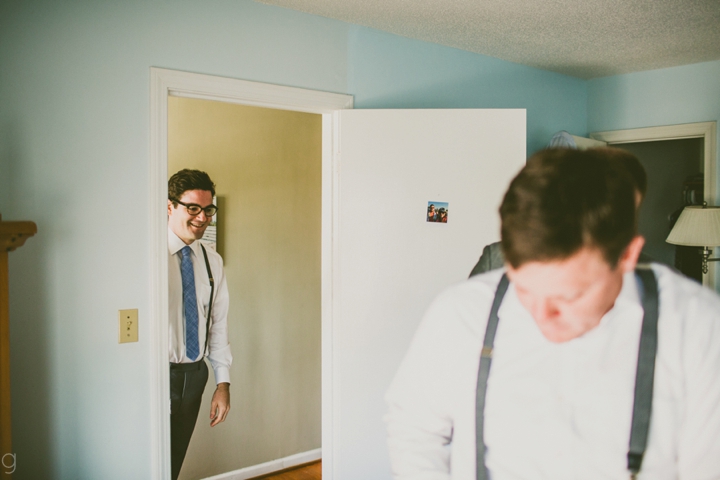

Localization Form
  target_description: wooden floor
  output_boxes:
[250,460,321,480]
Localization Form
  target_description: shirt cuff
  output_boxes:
[213,365,231,385]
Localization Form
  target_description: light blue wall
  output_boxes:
[588,60,720,288]
[0,1,586,478]
[588,60,720,199]
[346,27,587,155]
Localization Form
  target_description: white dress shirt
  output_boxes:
[169,227,232,384]
[385,264,720,479]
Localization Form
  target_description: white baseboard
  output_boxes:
[203,448,322,480]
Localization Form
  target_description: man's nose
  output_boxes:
[195,210,209,222]
[532,298,559,322]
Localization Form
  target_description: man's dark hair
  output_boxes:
[601,147,647,200]
[168,169,216,203]
[500,148,637,268]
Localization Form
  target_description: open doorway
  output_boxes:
[591,122,717,289]
[618,138,705,282]
[149,68,353,480]
[168,97,322,479]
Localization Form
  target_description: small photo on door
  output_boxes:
[427,201,449,223]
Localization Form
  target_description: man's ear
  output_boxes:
[618,235,645,273]
[168,199,174,216]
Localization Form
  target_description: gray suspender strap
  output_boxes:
[475,269,658,480]
[475,274,509,480]
[200,244,215,357]
[628,268,659,477]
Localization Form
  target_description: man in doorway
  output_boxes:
[468,147,651,276]
[385,149,720,478]
[168,169,232,480]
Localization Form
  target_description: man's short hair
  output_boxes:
[601,147,647,200]
[500,148,638,268]
[168,169,216,203]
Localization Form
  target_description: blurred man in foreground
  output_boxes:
[386,148,720,479]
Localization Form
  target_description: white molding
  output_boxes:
[591,121,718,288]
[149,68,172,480]
[321,113,336,480]
[154,67,353,113]
[590,122,717,204]
[149,67,353,480]
[591,121,714,143]
[202,449,322,480]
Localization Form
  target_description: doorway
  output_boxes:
[149,68,353,480]
[591,122,718,289]
[168,97,322,479]
[618,138,705,281]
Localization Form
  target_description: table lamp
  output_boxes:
[666,204,720,275]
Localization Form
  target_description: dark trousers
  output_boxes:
[170,360,209,480]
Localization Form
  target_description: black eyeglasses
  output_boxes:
[173,199,218,217]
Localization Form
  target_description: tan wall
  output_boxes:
[168,96,322,479]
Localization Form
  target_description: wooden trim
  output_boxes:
[0,251,11,479]
[247,460,320,480]
[202,449,321,480]
[150,67,352,480]
[0,222,37,252]
[0,218,36,479]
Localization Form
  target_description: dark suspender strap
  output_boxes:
[475,274,509,480]
[200,244,215,357]
[474,269,659,479]
[627,268,659,476]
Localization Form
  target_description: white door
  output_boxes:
[331,109,526,479]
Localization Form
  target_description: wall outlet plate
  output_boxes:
[119,309,138,343]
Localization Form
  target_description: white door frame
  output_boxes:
[149,67,353,480]
[591,121,718,288]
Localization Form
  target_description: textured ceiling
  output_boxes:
[256,0,720,79]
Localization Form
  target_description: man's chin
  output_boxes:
[189,227,208,239]
[537,324,579,344]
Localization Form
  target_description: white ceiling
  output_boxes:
[256,0,720,79]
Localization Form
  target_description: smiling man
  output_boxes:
[385,149,720,479]
[167,169,232,480]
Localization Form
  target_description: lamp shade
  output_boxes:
[666,206,720,247]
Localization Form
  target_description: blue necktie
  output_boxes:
[180,246,200,361]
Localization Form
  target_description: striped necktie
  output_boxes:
[180,246,200,361]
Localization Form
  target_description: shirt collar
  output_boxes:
[585,270,644,337]
[613,270,644,312]
[168,226,200,257]
[498,278,527,321]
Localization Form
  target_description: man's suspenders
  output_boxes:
[475,274,509,480]
[475,268,659,480]
[199,244,215,357]
[627,268,659,478]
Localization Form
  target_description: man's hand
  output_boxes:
[210,382,230,427]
